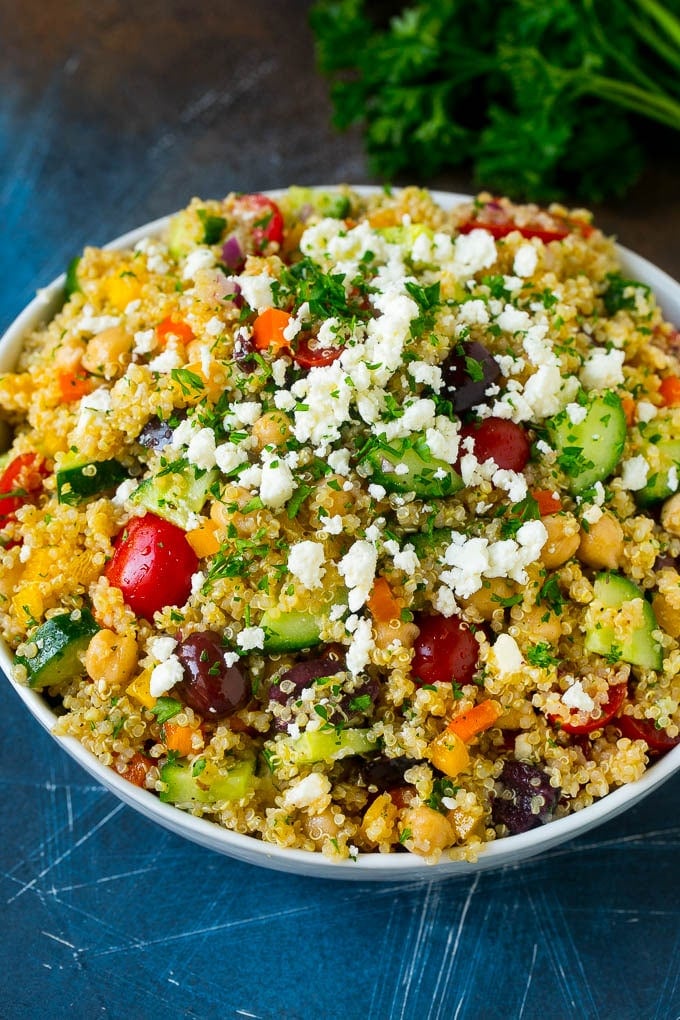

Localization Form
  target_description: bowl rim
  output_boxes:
[2,185,680,880]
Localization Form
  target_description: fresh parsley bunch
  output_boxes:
[310,0,680,200]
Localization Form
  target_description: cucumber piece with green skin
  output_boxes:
[288,727,378,763]
[57,459,129,505]
[585,571,662,670]
[16,608,100,689]
[361,435,464,499]
[130,465,219,530]
[260,607,324,652]
[546,390,626,495]
[284,186,350,220]
[631,412,680,505]
[64,256,82,298]
[167,209,204,260]
[159,758,255,804]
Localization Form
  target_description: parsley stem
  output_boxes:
[632,0,680,52]
[587,75,680,130]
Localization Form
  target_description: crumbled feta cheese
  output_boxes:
[408,361,443,393]
[288,541,326,590]
[580,347,625,390]
[566,402,588,425]
[338,540,378,612]
[214,441,249,475]
[433,585,458,618]
[147,635,178,661]
[149,655,184,697]
[490,634,523,677]
[232,401,262,426]
[368,483,387,501]
[133,328,156,355]
[668,466,679,492]
[236,271,275,312]
[112,478,138,507]
[453,229,497,277]
[81,387,112,414]
[513,244,538,278]
[187,427,217,470]
[327,449,351,476]
[620,456,649,491]
[236,626,265,651]
[457,298,489,326]
[148,348,183,373]
[497,305,531,333]
[182,247,216,281]
[562,679,595,713]
[393,545,419,574]
[205,316,224,337]
[282,772,331,809]
[346,616,375,675]
[636,400,657,423]
[259,457,295,509]
[190,571,205,596]
[320,514,344,535]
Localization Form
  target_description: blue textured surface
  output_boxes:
[2,5,680,1018]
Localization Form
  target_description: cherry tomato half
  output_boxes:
[292,332,344,369]
[231,193,284,253]
[550,682,627,735]
[411,614,479,686]
[615,714,680,756]
[0,452,48,522]
[461,418,531,472]
[458,202,592,243]
[105,513,198,620]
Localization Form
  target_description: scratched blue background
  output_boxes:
[2,4,680,1019]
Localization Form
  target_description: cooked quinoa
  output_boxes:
[1,185,680,863]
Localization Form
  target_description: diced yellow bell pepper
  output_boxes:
[186,519,221,558]
[426,729,470,778]
[126,669,156,710]
[104,273,142,310]
[12,583,44,627]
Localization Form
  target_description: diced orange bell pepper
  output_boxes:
[163,722,196,757]
[186,519,221,558]
[58,370,93,402]
[659,376,680,407]
[446,700,502,744]
[427,730,470,778]
[532,489,562,516]
[252,308,292,352]
[119,752,153,788]
[620,396,636,426]
[367,576,402,624]
[156,315,195,347]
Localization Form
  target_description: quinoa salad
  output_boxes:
[1,186,680,864]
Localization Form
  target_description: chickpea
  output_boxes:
[461,577,516,621]
[540,513,581,569]
[518,604,562,645]
[661,493,680,537]
[211,485,264,537]
[251,410,291,451]
[652,567,680,638]
[372,617,419,651]
[398,804,455,856]
[312,475,355,520]
[81,326,133,379]
[304,809,342,848]
[85,629,138,686]
[577,511,624,570]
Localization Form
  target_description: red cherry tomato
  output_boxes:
[105,513,198,619]
[615,714,680,756]
[0,452,48,522]
[292,332,344,369]
[412,614,479,686]
[550,682,627,735]
[231,193,284,252]
[458,202,593,243]
[461,418,531,472]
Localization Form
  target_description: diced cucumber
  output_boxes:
[167,209,204,260]
[546,390,626,495]
[57,459,129,505]
[130,465,219,529]
[361,435,463,499]
[630,412,680,505]
[284,186,350,220]
[288,727,379,763]
[585,571,662,670]
[377,223,431,247]
[409,527,452,559]
[159,758,255,804]
[65,256,82,298]
[260,607,324,653]
[16,608,100,689]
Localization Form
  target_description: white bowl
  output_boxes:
[3,188,680,881]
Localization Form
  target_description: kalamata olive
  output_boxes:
[440,341,501,412]
[360,755,418,791]
[654,554,677,571]
[175,631,250,719]
[492,760,560,834]
[233,328,257,372]
[137,416,177,450]
[269,655,345,706]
